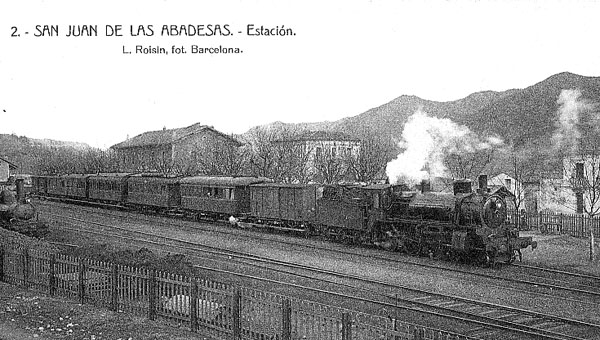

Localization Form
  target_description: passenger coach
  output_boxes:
[180,176,270,219]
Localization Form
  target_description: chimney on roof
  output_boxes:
[478,174,488,194]
[163,126,166,131]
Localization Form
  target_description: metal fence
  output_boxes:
[0,238,475,340]
[508,211,600,238]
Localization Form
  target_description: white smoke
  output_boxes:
[551,89,594,152]
[385,109,503,185]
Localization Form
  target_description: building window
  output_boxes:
[331,147,336,157]
[575,162,584,179]
[505,178,512,189]
[316,147,322,158]
[576,192,584,214]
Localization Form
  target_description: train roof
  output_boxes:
[61,174,93,179]
[251,183,315,188]
[362,184,393,190]
[179,176,272,186]
[128,174,179,183]
[89,173,133,177]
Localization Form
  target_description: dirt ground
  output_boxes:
[520,231,600,275]
[0,282,215,340]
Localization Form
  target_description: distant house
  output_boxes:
[533,155,597,215]
[111,123,242,173]
[0,157,18,183]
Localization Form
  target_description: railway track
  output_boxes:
[34,197,600,302]
[39,206,600,340]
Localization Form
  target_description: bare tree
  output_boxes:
[186,139,249,176]
[563,142,600,262]
[246,127,313,183]
[346,134,396,183]
[313,143,347,184]
[444,145,495,181]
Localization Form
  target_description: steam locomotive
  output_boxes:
[30,173,536,264]
[0,178,41,236]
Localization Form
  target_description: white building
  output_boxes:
[273,130,361,183]
[0,157,17,183]
[534,155,600,214]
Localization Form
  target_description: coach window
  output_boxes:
[230,189,235,200]
[224,188,231,200]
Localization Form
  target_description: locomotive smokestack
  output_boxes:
[478,174,488,194]
[16,178,24,203]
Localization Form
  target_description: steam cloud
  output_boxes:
[551,89,595,152]
[385,109,503,186]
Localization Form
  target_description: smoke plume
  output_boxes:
[385,109,502,185]
[551,89,595,152]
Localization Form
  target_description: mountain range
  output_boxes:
[247,72,600,149]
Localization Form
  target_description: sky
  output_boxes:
[1,0,599,149]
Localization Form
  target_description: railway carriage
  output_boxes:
[31,175,50,195]
[126,174,181,210]
[46,175,67,197]
[249,183,318,228]
[180,176,269,219]
[63,174,91,199]
[88,173,132,204]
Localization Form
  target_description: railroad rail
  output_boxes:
[40,205,600,340]
[34,198,600,302]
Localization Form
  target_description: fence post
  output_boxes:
[190,278,198,332]
[22,248,30,287]
[148,269,157,321]
[0,245,4,283]
[341,312,352,340]
[412,326,424,340]
[78,258,85,304]
[559,213,564,234]
[49,254,56,296]
[232,287,241,340]
[282,299,291,340]
[111,264,118,311]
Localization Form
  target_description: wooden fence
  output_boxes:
[0,238,475,340]
[507,211,600,238]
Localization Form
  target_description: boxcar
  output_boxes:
[126,174,181,209]
[180,176,270,217]
[250,183,318,226]
[63,174,91,199]
[88,173,132,204]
